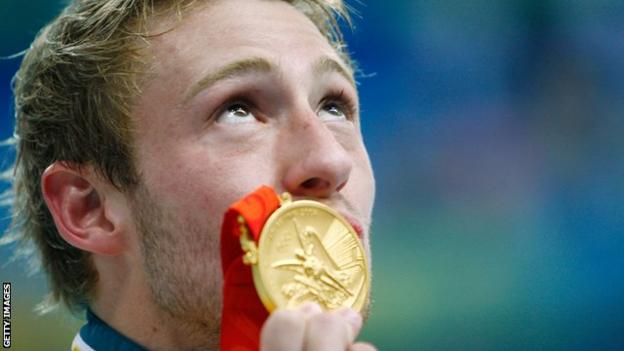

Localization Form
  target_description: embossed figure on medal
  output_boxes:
[240,192,370,312]
[272,217,363,309]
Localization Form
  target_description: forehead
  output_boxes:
[144,0,343,83]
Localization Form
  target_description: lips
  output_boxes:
[338,211,364,238]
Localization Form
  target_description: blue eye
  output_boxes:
[217,102,256,124]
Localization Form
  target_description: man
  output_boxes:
[9,0,375,349]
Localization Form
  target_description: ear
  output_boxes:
[41,162,129,256]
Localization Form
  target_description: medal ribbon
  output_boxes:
[220,186,281,351]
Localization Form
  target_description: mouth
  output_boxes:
[338,211,364,238]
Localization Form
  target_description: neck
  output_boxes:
[90,257,220,350]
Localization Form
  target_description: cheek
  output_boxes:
[330,124,372,171]
[345,141,376,215]
[141,139,278,225]
[352,157,375,211]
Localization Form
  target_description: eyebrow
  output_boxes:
[184,56,355,103]
[184,57,273,103]
[313,56,356,88]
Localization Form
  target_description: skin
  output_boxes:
[41,0,375,349]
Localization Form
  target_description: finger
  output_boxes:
[299,301,324,318]
[304,309,362,351]
[260,303,323,351]
[350,342,377,351]
[335,308,363,342]
[260,309,306,351]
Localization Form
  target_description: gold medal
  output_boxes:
[238,193,369,312]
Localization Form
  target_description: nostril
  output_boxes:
[301,178,320,189]
[301,178,327,190]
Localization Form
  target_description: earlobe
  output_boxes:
[41,163,127,256]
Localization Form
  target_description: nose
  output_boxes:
[281,116,353,199]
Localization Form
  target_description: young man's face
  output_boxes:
[127,0,375,330]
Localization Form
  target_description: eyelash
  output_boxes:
[214,89,357,122]
[320,89,357,121]
[215,96,258,119]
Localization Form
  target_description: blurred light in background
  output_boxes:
[1,0,623,350]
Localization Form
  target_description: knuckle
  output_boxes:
[261,309,306,347]
[308,312,345,330]
[268,309,304,330]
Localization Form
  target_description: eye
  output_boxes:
[216,102,257,124]
[317,91,356,122]
[319,102,347,121]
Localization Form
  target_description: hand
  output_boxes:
[260,302,376,351]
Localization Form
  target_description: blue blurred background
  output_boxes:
[2,0,624,350]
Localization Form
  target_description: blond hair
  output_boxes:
[5,0,352,313]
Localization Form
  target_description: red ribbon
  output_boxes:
[220,186,281,350]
